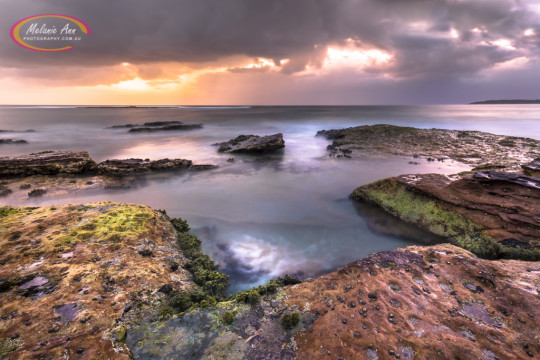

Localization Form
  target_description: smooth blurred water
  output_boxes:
[0,105,538,292]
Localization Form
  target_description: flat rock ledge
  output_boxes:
[317,124,540,170]
[351,170,540,260]
[0,151,98,177]
[217,133,285,153]
[109,120,203,132]
[0,151,216,178]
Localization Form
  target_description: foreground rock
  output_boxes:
[0,151,97,177]
[0,202,194,359]
[109,121,203,132]
[97,158,195,176]
[125,244,540,360]
[317,124,540,170]
[1,203,538,359]
[217,133,285,153]
[287,244,539,360]
[351,172,540,260]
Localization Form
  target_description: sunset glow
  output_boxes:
[2,0,540,105]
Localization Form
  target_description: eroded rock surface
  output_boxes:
[217,133,285,153]
[286,244,540,360]
[0,151,98,177]
[351,172,540,260]
[317,124,540,170]
[0,202,194,359]
[123,244,540,360]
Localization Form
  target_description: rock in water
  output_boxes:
[0,151,97,177]
[109,120,203,132]
[351,171,540,260]
[217,133,285,153]
[0,139,28,144]
[97,158,193,176]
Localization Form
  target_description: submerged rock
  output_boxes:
[217,133,285,153]
[351,171,540,260]
[0,139,28,144]
[109,120,203,132]
[0,151,97,177]
[317,124,540,170]
[97,158,193,176]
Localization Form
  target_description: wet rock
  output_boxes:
[217,133,285,153]
[28,188,47,197]
[351,172,540,260]
[0,186,12,197]
[317,124,540,170]
[97,158,193,176]
[110,120,203,132]
[0,139,28,144]
[522,158,540,177]
[0,151,98,177]
[472,171,540,190]
[54,303,79,323]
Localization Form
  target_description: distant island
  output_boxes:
[470,99,540,104]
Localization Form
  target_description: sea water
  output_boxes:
[1,105,538,292]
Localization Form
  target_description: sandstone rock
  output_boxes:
[351,172,540,260]
[217,133,285,153]
[0,202,193,359]
[126,244,540,360]
[0,151,97,177]
[287,244,540,360]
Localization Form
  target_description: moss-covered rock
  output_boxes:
[351,173,540,260]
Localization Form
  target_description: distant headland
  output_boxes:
[470,99,540,104]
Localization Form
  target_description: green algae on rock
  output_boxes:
[0,202,195,359]
[351,173,540,260]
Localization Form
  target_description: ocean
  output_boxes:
[1,105,539,292]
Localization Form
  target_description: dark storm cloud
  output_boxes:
[1,0,539,79]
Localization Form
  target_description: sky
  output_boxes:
[1,0,540,105]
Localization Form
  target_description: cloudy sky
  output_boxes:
[1,0,540,105]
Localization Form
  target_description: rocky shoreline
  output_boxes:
[1,204,538,359]
[0,151,217,200]
[0,124,539,359]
